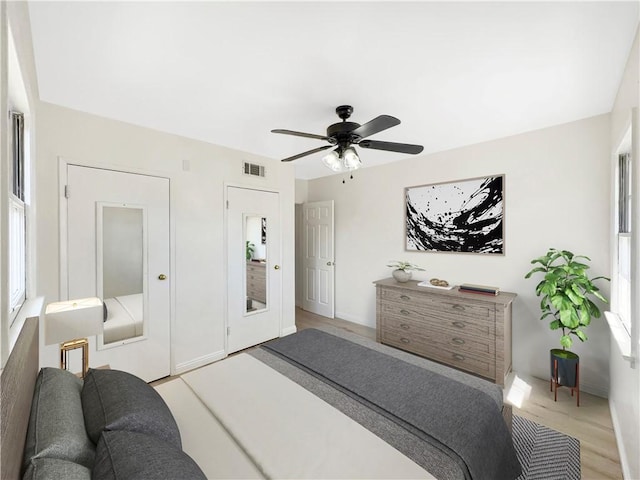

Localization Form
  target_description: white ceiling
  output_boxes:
[28,1,639,179]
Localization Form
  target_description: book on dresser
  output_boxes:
[374,278,516,386]
[459,283,500,295]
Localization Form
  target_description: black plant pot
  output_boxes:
[550,349,579,388]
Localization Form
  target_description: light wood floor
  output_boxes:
[296,308,623,480]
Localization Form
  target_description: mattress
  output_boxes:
[180,354,434,479]
[155,378,264,479]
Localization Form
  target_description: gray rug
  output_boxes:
[513,415,581,480]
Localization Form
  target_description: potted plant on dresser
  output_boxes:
[387,261,425,283]
[525,248,609,405]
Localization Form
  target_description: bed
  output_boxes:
[103,293,143,343]
[3,317,521,480]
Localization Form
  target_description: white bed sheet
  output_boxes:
[181,353,435,480]
[103,293,143,343]
[155,377,264,479]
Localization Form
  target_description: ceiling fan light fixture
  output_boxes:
[322,150,342,171]
[342,147,361,170]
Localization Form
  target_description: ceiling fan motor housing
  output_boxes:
[327,121,361,146]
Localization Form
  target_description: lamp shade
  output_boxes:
[45,297,104,345]
[322,150,342,171]
[342,147,361,170]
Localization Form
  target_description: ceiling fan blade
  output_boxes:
[281,145,333,162]
[351,115,401,139]
[271,129,330,141]
[359,140,424,155]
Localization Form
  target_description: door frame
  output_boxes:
[57,156,177,373]
[223,183,284,354]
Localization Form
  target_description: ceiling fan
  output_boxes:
[271,105,424,172]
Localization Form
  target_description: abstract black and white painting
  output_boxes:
[405,175,504,254]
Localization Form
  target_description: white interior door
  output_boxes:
[227,187,281,353]
[302,200,335,318]
[66,165,170,382]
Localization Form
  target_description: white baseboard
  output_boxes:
[579,379,608,399]
[281,325,297,337]
[334,311,374,328]
[174,349,225,375]
[609,399,634,479]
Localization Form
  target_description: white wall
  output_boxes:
[609,26,639,480]
[306,114,612,396]
[36,102,296,375]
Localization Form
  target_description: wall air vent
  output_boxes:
[243,162,265,178]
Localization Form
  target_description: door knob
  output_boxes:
[274,265,280,270]
[326,261,334,266]
[158,274,167,280]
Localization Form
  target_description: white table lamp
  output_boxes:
[45,297,103,377]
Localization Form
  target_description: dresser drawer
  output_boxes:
[380,314,494,356]
[247,278,265,290]
[247,272,265,281]
[380,288,495,322]
[379,300,494,337]
[381,328,495,379]
[247,264,266,277]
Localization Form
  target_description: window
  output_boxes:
[9,111,26,323]
[616,152,631,335]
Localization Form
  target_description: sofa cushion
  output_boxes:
[23,458,90,480]
[92,430,206,480]
[23,368,95,471]
[81,368,181,447]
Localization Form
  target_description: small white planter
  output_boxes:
[392,269,412,283]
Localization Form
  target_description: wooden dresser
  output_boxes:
[246,262,266,304]
[374,278,516,385]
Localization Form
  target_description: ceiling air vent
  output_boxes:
[243,162,265,178]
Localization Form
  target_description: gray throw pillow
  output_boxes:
[23,458,90,480]
[22,368,95,471]
[92,430,206,480]
[81,368,181,447]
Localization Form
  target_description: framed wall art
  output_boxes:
[405,174,504,254]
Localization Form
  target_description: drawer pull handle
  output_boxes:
[400,323,410,330]
[452,321,466,329]
[400,295,411,300]
[400,309,410,315]
[452,337,465,345]
[400,338,410,344]
[452,353,465,361]
[452,304,466,311]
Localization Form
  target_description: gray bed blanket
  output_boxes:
[263,328,521,480]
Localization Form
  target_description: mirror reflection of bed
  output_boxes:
[103,293,143,344]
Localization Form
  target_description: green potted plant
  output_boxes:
[525,248,609,391]
[246,241,255,261]
[387,261,425,283]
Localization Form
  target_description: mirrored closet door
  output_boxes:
[227,186,281,353]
